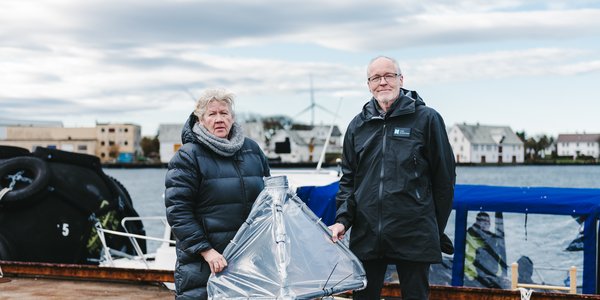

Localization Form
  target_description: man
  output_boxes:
[464,212,507,288]
[329,56,456,300]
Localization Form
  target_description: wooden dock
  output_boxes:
[0,260,174,299]
[0,277,173,299]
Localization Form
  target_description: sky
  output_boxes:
[1,0,600,138]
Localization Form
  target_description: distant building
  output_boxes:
[96,123,142,163]
[448,123,524,164]
[267,124,342,163]
[158,123,184,164]
[0,125,97,156]
[0,119,141,163]
[556,133,600,159]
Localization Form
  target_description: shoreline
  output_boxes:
[101,161,600,169]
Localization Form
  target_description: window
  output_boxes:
[101,141,105,146]
[78,145,87,151]
[109,141,115,146]
[124,128,129,133]
[124,141,129,146]
[101,152,106,158]
[108,128,115,133]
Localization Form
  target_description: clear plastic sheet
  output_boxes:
[208,176,366,299]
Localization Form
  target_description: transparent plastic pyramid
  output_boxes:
[207,176,366,299]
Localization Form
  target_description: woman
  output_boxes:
[165,88,270,299]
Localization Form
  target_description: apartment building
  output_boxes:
[96,123,142,162]
[0,120,141,163]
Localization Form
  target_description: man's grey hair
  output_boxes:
[194,88,236,121]
[367,56,402,76]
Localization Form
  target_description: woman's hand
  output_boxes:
[200,248,228,274]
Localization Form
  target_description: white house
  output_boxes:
[267,124,342,163]
[448,123,524,164]
[556,134,600,159]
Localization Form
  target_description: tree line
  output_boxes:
[516,131,555,161]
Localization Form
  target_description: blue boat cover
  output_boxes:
[296,181,339,226]
[454,184,600,215]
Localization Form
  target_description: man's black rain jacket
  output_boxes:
[335,88,456,263]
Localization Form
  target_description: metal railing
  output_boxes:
[95,216,175,269]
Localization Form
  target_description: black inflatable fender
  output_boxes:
[0,232,15,260]
[0,145,30,159]
[0,156,50,207]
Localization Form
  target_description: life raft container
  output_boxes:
[0,146,146,264]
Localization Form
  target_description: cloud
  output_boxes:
[4,1,600,51]
[406,48,600,85]
[1,0,599,135]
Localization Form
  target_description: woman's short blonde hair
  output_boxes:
[193,88,236,121]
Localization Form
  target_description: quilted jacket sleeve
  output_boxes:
[165,147,211,255]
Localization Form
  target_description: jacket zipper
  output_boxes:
[232,156,248,213]
[378,121,386,257]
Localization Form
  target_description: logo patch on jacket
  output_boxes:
[393,127,411,137]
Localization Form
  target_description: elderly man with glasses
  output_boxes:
[329,56,456,300]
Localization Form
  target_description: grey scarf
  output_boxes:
[193,122,245,157]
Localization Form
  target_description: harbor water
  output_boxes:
[104,165,600,287]
[104,165,600,226]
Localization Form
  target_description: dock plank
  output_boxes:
[0,277,173,300]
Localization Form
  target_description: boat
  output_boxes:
[0,146,149,264]
[0,146,173,297]
[127,175,600,299]
[4,145,600,299]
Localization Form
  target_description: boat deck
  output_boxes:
[0,277,174,300]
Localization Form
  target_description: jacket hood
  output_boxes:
[360,88,426,121]
[181,113,199,144]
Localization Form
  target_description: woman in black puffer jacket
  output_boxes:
[165,88,270,299]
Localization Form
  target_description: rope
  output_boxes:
[0,187,12,202]
[1,170,34,202]
[517,287,533,300]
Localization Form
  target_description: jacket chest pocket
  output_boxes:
[387,127,424,169]
[386,129,428,200]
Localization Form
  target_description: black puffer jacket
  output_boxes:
[165,114,270,299]
[335,89,455,263]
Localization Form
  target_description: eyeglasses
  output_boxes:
[368,73,400,84]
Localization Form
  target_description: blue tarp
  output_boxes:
[299,183,600,219]
[454,184,600,216]
[451,185,600,294]
[297,182,600,294]
[296,181,339,226]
